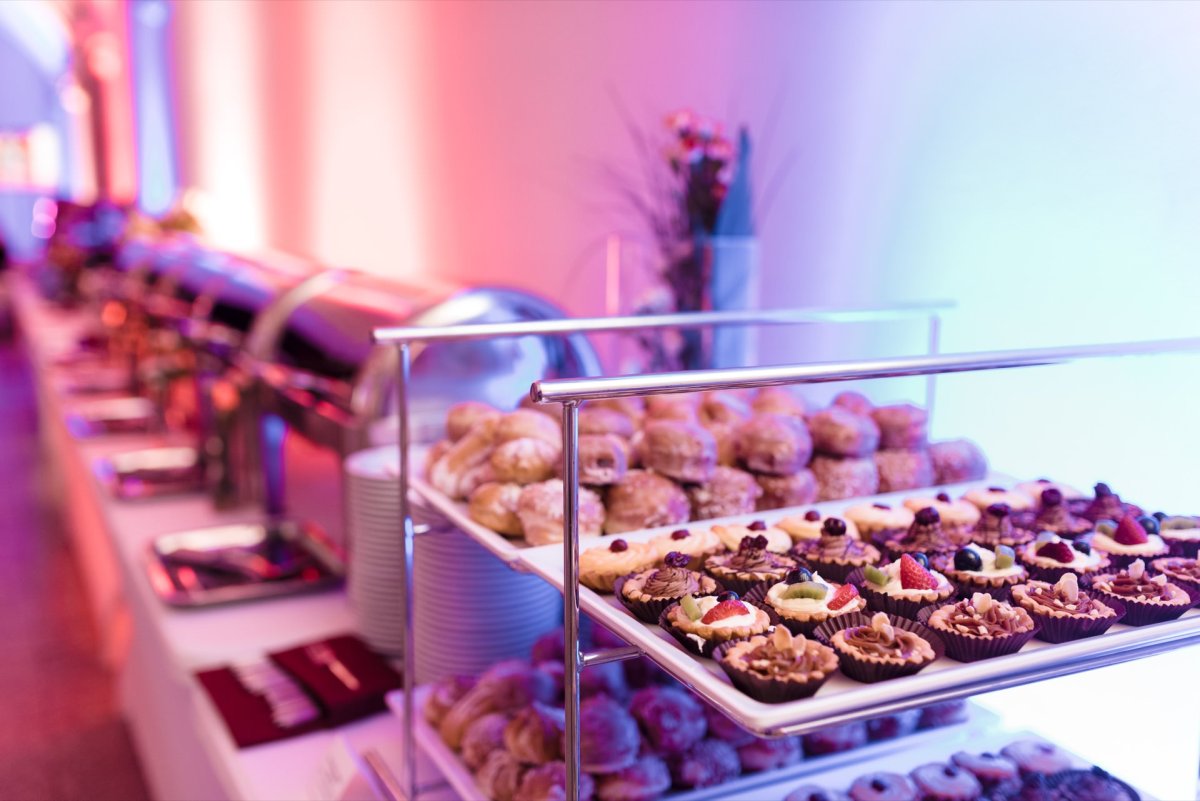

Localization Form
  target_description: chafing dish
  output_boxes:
[242,274,600,545]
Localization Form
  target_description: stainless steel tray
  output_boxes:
[94,446,205,500]
[145,520,345,608]
[66,396,160,437]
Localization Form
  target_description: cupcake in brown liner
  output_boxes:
[843,502,914,546]
[579,537,659,593]
[814,611,943,683]
[1089,515,1169,569]
[658,594,773,658]
[1018,533,1111,584]
[970,503,1034,549]
[883,507,957,560]
[1149,556,1200,599]
[935,543,1027,601]
[1089,558,1198,626]
[789,517,881,583]
[714,626,839,703]
[704,534,798,595]
[850,554,956,619]
[903,492,981,544]
[615,552,722,623]
[1071,482,1142,523]
[1011,573,1126,643]
[918,593,1038,661]
[1158,515,1200,559]
[745,568,868,636]
[1015,488,1093,539]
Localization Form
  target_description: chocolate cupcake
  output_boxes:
[919,593,1038,662]
[1072,482,1142,523]
[715,626,839,703]
[616,552,721,623]
[816,611,942,683]
[1018,488,1092,538]
[1018,533,1110,583]
[1158,516,1200,558]
[851,553,956,619]
[936,543,1027,601]
[748,567,867,635]
[884,507,957,559]
[903,493,981,544]
[970,503,1033,548]
[1149,556,1200,597]
[1011,573,1125,643]
[790,517,882,582]
[705,534,798,595]
[1089,558,1196,626]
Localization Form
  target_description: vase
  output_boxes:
[702,235,760,368]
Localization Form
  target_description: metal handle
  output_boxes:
[531,336,1200,403]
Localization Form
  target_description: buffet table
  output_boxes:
[10,274,454,801]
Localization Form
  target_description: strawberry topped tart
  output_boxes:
[754,567,867,635]
[1090,515,1169,568]
[661,590,772,656]
[853,553,956,619]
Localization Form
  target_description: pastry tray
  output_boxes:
[513,483,1200,738]
[385,688,1000,801]
[66,396,160,437]
[94,445,205,500]
[144,520,346,608]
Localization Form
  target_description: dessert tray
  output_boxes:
[144,520,346,607]
[386,690,1002,801]
[94,445,205,500]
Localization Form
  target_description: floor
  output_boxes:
[0,340,150,801]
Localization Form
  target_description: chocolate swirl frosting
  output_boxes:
[1102,572,1176,601]
[798,535,875,561]
[734,630,833,679]
[1024,584,1101,616]
[641,567,704,598]
[941,597,1029,636]
[843,624,928,658]
[720,548,791,573]
[898,520,954,553]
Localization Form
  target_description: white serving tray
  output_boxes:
[385,688,997,801]
[514,477,1200,738]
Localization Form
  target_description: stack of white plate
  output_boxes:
[344,446,561,682]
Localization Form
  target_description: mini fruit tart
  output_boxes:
[746,567,867,635]
[648,526,723,569]
[659,592,772,657]
[935,543,1027,601]
[1071,482,1142,523]
[1015,488,1092,538]
[902,492,980,544]
[1090,515,1169,568]
[1011,573,1124,642]
[777,509,861,543]
[850,553,956,619]
[842,502,914,544]
[579,537,658,593]
[616,551,722,623]
[1090,558,1197,626]
[815,611,942,683]
[790,517,881,582]
[919,592,1038,662]
[714,626,839,703]
[1157,515,1200,559]
[1018,532,1110,583]
[704,534,798,595]
[971,503,1034,548]
[883,507,957,559]
[711,521,792,553]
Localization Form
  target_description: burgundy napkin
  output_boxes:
[197,634,402,748]
[268,634,403,727]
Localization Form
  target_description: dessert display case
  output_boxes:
[373,314,1200,801]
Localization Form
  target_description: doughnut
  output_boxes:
[737,736,801,773]
[810,455,879,501]
[802,721,868,756]
[670,739,741,789]
[474,751,526,801]
[460,712,509,770]
[875,448,935,493]
[645,394,700,423]
[590,397,645,425]
[503,703,565,764]
[687,466,762,520]
[808,407,880,457]
[428,417,497,499]
[785,787,852,801]
[629,686,707,756]
[930,439,988,484]
[701,420,738,466]
[517,762,596,801]
[847,772,918,801]
[751,386,807,418]
[496,409,561,447]
[579,407,636,439]
[491,437,560,484]
[468,482,524,537]
[576,433,628,486]
[909,763,982,801]
[640,420,718,483]
[755,470,818,511]
[734,413,813,475]
[439,664,555,748]
[423,674,477,728]
[604,470,691,534]
[516,479,605,545]
[871,403,929,450]
[446,400,501,441]
[423,439,452,477]
[579,695,640,774]
[594,755,671,801]
[698,391,749,427]
[831,390,874,417]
